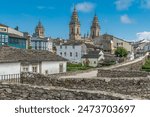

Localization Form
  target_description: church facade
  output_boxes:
[69,7,101,41]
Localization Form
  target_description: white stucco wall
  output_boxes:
[21,64,40,73]
[56,45,83,63]
[0,62,20,80]
[81,58,98,67]
[41,61,67,75]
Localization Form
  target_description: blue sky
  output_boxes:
[1,0,150,41]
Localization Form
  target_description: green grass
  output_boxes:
[142,59,150,72]
[67,63,92,72]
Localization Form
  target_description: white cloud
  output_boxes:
[75,2,95,13]
[141,0,150,9]
[120,14,133,24]
[37,6,55,10]
[136,31,150,40]
[115,0,134,10]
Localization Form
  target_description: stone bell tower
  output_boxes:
[90,14,100,39]
[69,6,81,40]
[35,21,45,38]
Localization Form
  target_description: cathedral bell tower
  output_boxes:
[69,7,81,40]
[90,14,100,39]
[35,21,45,38]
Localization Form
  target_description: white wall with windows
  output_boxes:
[21,64,40,73]
[42,61,66,75]
[81,58,99,67]
[56,44,86,63]
[0,60,67,79]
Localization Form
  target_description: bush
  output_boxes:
[115,47,128,57]
[142,59,150,72]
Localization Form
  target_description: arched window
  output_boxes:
[77,28,79,34]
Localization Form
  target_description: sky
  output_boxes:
[1,0,150,41]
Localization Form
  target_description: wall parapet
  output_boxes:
[97,69,150,78]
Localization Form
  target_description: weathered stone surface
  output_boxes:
[19,72,150,99]
[97,69,150,78]
[0,83,126,100]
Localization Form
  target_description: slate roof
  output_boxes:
[82,51,116,60]
[62,40,83,46]
[0,23,8,27]
[0,46,67,63]
[82,51,101,59]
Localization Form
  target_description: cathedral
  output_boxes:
[33,21,45,38]
[69,6,101,43]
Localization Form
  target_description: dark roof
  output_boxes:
[102,33,131,43]
[0,23,8,27]
[84,43,101,49]
[82,51,116,60]
[62,40,83,46]
[8,33,26,39]
[0,46,67,63]
[82,51,101,59]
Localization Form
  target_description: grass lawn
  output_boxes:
[67,63,92,72]
[142,59,150,72]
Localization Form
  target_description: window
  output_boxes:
[77,28,79,34]
[23,66,29,72]
[0,28,6,32]
[64,52,66,56]
[59,64,63,73]
[32,66,37,73]
[94,61,96,64]
[76,52,78,57]
[72,45,75,49]
[60,45,62,49]
[45,70,48,75]
[60,52,62,56]
[65,46,67,49]
[70,52,72,57]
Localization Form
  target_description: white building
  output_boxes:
[0,46,67,80]
[81,51,104,67]
[56,41,87,63]
[144,42,150,52]
[8,27,24,37]
[31,37,53,52]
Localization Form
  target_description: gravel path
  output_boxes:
[60,70,98,78]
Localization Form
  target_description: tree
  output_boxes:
[115,47,128,57]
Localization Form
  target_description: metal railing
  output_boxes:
[0,74,20,83]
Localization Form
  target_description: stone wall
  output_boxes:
[110,54,148,71]
[97,69,150,78]
[20,73,150,99]
[0,82,124,100]
[113,60,144,71]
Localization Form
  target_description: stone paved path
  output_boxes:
[60,70,98,78]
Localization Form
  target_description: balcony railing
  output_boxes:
[0,74,20,83]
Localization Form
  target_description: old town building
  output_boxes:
[0,46,67,78]
[0,24,27,49]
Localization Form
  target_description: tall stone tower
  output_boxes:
[90,14,100,39]
[69,7,81,40]
[35,21,45,38]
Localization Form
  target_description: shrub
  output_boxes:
[115,47,128,57]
